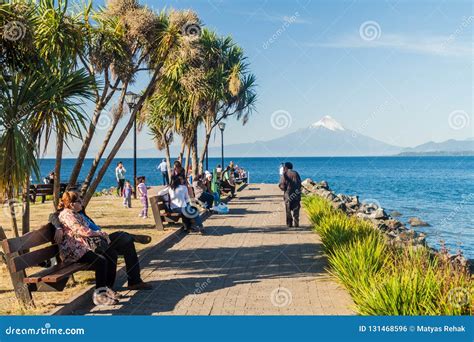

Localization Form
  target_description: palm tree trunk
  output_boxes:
[191,128,198,179]
[67,102,103,188]
[21,178,30,235]
[53,132,64,209]
[179,141,185,162]
[199,129,212,173]
[8,187,19,238]
[82,69,161,207]
[184,144,191,178]
[80,86,127,196]
[164,137,172,183]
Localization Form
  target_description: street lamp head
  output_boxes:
[125,92,140,110]
[218,122,226,131]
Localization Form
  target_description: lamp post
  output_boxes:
[125,91,140,199]
[218,122,226,169]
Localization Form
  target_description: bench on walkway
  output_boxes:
[149,195,182,231]
[29,183,81,203]
[1,223,88,307]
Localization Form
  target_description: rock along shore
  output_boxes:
[301,178,471,274]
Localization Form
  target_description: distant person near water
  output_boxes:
[278,162,302,227]
[115,162,126,196]
[157,159,169,185]
[279,163,284,177]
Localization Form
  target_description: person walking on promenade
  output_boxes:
[115,162,127,196]
[278,162,302,227]
[158,159,169,185]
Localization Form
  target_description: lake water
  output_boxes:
[38,156,474,258]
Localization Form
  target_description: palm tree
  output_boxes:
[197,30,257,173]
[1,0,95,234]
[82,7,203,206]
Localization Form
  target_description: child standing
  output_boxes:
[137,176,148,219]
[123,180,132,208]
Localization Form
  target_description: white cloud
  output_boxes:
[309,33,473,57]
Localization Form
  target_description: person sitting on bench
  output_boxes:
[169,175,204,233]
[221,166,236,197]
[192,173,214,209]
[54,192,152,306]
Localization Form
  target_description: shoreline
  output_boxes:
[301,178,472,274]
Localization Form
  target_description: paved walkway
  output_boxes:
[87,184,354,315]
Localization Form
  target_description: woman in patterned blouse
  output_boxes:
[57,191,119,305]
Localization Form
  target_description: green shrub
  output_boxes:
[302,196,334,226]
[303,194,473,316]
[328,233,388,300]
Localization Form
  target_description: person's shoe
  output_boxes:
[106,288,122,300]
[128,281,153,291]
[93,288,119,306]
[138,214,143,218]
[131,234,152,244]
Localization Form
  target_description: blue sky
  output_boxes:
[60,0,473,157]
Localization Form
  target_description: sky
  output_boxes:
[58,0,473,158]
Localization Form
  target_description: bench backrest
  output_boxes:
[1,223,58,273]
[156,195,170,213]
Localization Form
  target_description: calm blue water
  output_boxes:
[38,156,474,258]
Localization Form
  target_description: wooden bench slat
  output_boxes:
[9,245,59,273]
[2,224,54,254]
[24,263,89,284]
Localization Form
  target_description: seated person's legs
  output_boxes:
[109,231,142,287]
[198,192,214,208]
[79,251,108,289]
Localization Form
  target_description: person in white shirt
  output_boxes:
[279,163,284,177]
[169,175,203,233]
[157,159,169,185]
[115,162,126,196]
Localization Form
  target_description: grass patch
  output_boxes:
[303,195,473,316]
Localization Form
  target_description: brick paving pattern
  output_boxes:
[87,184,354,315]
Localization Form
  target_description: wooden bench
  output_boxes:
[29,183,80,203]
[149,195,182,231]
[1,223,88,307]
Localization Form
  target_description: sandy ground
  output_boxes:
[0,195,168,315]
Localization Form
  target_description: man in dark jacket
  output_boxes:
[278,162,302,227]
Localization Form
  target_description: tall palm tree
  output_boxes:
[82,8,203,206]
[197,30,257,173]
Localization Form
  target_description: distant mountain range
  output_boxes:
[66,115,472,158]
[397,138,474,156]
[204,116,473,157]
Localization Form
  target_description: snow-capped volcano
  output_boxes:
[206,115,402,157]
[310,115,345,131]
